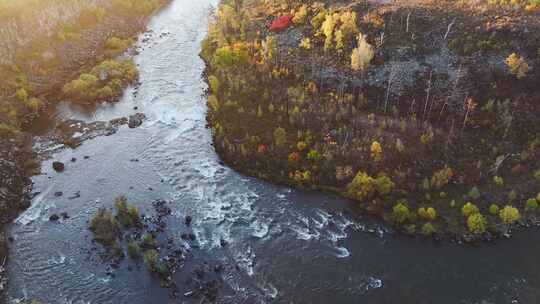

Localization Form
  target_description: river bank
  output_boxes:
[202,0,540,240]
[0,0,171,300]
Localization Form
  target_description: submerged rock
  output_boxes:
[49,214,60,221]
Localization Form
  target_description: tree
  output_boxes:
[499,205,520,224]
[346,171,375,201]
[273,127,287,147]
[418,207,437,220]
[321,13,337,51]
[351,33,374,71]
[489,204,499,215]
[421,222,436,235]
[461,202,479,217]
[525,198,538,211]
[370,141,382,161]
[292,4,308,24]
[373,174,394,196]
[392,202,410,224]
[505,53,529,79]
[467,213,487,234]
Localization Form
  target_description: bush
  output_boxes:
[461,202,479,217]
[525,198,538,212]
[418,207,437,221]
[346,171,374,201]
[213,44,248,68]
[273,127,287,147]
[299,37,312,50]
[63,59,137,102]
[114,196,140,228]
[293,4,308,24]
[493,176,504,187]
[373,174,394,196]
[105,37,130,57]
[208,75,220,94]
[468,186,481,200]
[392,202,410,224]
[370,141,382,161]
[508,190,517,202]
[431,167,453,189]
[489,204,499,215]
[467,213,487,234]
[288,152,300,162]
[505,53,529,79]
[499,205,520,224]
[141,233,157,249]
[307,149,321,161]
[421,222,436,235]
[89,208,120,245]
[143,249,159,271]
[535,169,540,183]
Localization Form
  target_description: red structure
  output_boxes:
[269,15,293,32]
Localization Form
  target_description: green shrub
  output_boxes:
[0,123,21,138]
[143,249,159,271]
[141,233,157,248]
[493,176,504,187]
[114,196,140,227]
[468,186,481,200]
[489,204,499,215]
[89,208,119,245]
[461,202,479,217]
[213,45,248,68]
[346,171,374,201]
[535,169,540,183]
[208,75,220,94]
[307,149,321,161]
[421,222,436,235]
[273,127,287,147]
[431,167,453,189]
[105,37,130,56]
[525,198,538,212]
[373,174,394,196]
[508,190,517,202]
[467,213,487,234]
[499,205,520,224]
[418,207,437,221]
[392,202,410,224]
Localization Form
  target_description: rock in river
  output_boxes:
[128,113,146,129]
[52,161,65,172]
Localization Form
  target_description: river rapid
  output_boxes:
[6,1,540,303]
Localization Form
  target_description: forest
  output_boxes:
[202,0,540,239]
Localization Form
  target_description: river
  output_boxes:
[6,1,540,303]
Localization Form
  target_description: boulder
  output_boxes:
[52,161,65,172]
[128,113,146,128]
